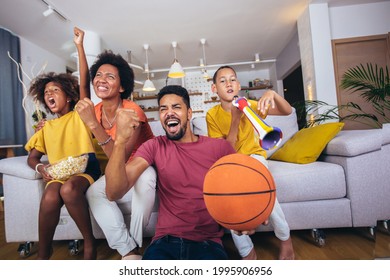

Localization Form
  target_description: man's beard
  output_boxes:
[165,121,187,141]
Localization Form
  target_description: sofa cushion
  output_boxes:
[270,122,344,164]
[192,116,208,136]
[149,120,165,137]
[263,108,299,158]
[323,128,382,157]
[381,123,390,146]
[268,160,346,203]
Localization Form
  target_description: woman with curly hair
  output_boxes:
[74,27,155,260]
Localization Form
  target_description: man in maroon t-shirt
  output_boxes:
[105,85,241,260]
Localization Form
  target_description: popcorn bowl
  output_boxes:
[45,154,89,180]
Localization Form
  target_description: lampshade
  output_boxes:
[168,42,185,78]
[142,44,156,91]
[168,59,185,78]
[143,78,156,92]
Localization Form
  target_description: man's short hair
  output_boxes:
[157,85,191,108]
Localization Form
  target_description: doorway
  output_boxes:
[283,65,306,129]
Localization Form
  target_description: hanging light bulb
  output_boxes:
[168,41,185,78]
[142,44,156,92]
[200,58,205,67]
[255,53,260,62]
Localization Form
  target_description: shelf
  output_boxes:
[143,108,159,112]
[133,92,203,101]
[204,100,220,104]
[241,85,273,91]
[133,95,157,101]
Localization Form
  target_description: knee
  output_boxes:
[60,182,84,202]
[86,176,107,201]
[40,190,62,209]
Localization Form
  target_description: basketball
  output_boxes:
[203,153,276,231]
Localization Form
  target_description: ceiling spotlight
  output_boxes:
[43,6,54,17]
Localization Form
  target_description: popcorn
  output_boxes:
[45,154,89,180]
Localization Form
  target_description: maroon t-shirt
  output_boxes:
[134,135,235,244]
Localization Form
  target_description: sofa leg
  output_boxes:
[17,241,34,258]
[355,226,376,242]
[378,220,390,235]
[68,239,80,256]
[311,229,326,247]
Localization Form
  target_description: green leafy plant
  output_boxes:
[340,63,390,124]
[293,63,389,129]
[293,100,380,128]
[32,110,47,123]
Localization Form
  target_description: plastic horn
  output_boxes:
[232,97,283,150]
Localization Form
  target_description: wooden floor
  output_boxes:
[1,208,389,260]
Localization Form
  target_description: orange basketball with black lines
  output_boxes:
[203,153,276,231]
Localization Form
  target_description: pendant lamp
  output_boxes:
[168,41,185,78]
[142,44,156,92]
[200,38,210,79]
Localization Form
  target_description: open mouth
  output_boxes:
[165,119,180,134]
[47,97,56,108]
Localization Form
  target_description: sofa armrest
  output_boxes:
[0,155,48,180]
[320,128,383,227]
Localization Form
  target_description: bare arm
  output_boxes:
[73,26,90,100]
[76,98,139,160]
[225,105,242,150]
[27,148,52,182]
[105,108,148,200]
[257,90,292,116]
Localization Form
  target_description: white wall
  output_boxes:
[280,1,390,109]
[275,31,301,80]
[329,1,390,39]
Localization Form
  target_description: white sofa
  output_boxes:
[0,109,389,256]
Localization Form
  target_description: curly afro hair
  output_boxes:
[90,50,135,99]
[28,72,79,114]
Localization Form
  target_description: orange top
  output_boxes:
[94,99,154,161]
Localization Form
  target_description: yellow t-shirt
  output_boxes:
[206,100,267,158]
[25,111,95,164]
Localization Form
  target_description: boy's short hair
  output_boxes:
[212,65,237,83]
[90,50,134,99]
[157,85,191,108]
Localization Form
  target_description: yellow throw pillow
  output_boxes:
[270,122,344,164]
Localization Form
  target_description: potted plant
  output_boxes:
[340,63,390,126]
[293,63,389,129]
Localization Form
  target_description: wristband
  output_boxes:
[35,163,44,174]
[98,135,112,146]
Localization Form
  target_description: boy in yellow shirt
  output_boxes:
[206,66,294,260]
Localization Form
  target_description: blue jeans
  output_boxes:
[142,235,228,260]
